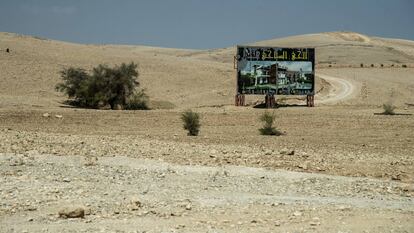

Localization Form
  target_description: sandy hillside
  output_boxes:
[0,31,413,232]
[1,31,414,109]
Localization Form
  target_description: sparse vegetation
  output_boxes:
[382,103,396,115]
[56,62,148,110]
[259,111,282,136]
[125,90,149,110]
[181,110,200,136]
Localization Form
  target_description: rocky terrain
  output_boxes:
[1,152,413,233]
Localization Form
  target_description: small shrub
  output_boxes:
[125,90,149,110]
[181,110,200,136]
[259,111,282,136]
[382,103,396,115]
[360,63,364,68]
[380,64,384,67]
[371,64,374,67]
[402,64,407,68]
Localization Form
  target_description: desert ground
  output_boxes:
[0,31,413,232]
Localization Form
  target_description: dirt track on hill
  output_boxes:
[316,74,356,105]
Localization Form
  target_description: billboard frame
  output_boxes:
[234,45,315,107]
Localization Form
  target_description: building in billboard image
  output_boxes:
[238,61,314,95]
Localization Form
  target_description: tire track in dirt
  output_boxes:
[316,74,356,104]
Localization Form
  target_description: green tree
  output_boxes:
[56,62,147,110]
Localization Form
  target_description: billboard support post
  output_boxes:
[235,94,245,106]
[265,93,276,108]
[306,95,314,107]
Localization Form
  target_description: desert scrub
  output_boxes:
[259,111,282,136]
[125,90,149,110]
[181,110,200,136]
[56,62,148,110]
[382,103,396,115]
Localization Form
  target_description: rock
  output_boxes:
[84,156,98,166]
[25,206,37,211]
[185,203,192,210]
[310,217,320,226]
[264,149,273,155]
[99,104,111,110]
[55,115,63,119]
[84,207,92,215]
[293,211,302,217]
[58,207,85,218]
[391,174,402,181]
[42,113,50,118]
[316,167,325,171]
[337,205,351,211]
[298,163,308,170]
[10,157,24,166]
[128,198,142,211]
[310,221,320,226]
[25,150,39,157]
[114,104,123,110]
[62,177,71,183]
[280,148,295,155]
[175,224,186,229]
[401,184,414,192]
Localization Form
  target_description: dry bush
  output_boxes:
[181,110,200,136]
[382,103,396,115]
[259,111,282,136]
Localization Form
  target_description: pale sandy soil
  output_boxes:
[0,31,413,232]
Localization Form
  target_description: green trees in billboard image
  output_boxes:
[259,111,282,136]
[181,110,200,136]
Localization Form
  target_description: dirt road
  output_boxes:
[316,74,356,105]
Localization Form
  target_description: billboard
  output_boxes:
[236,46,315,95]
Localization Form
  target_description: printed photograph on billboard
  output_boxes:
[237,47,315,95]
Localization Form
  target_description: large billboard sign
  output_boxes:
[236,46,315,95]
